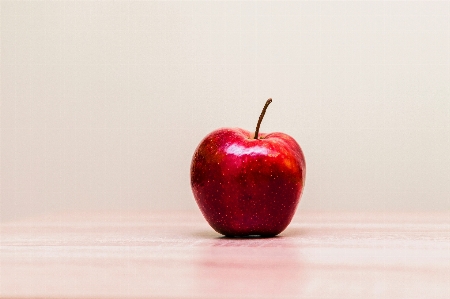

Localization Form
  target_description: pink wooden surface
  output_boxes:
[1,211,449,298]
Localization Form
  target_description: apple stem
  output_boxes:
[254,98,272,139]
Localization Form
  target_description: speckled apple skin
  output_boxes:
[191,128,306,237]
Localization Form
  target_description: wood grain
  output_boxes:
[1,211,449,298]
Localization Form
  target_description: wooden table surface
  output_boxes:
[1,211,449,298]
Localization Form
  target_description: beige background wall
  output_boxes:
[1,1,449,222]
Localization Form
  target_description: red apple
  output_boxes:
[190,99,306,237]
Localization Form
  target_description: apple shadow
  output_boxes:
[192,230,285,239]
[217,235,280,240]
[192,229,309,239]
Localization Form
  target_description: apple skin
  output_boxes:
[191,127,306,237]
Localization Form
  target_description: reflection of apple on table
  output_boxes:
[191,99,306,237]
[194,237,305,297]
